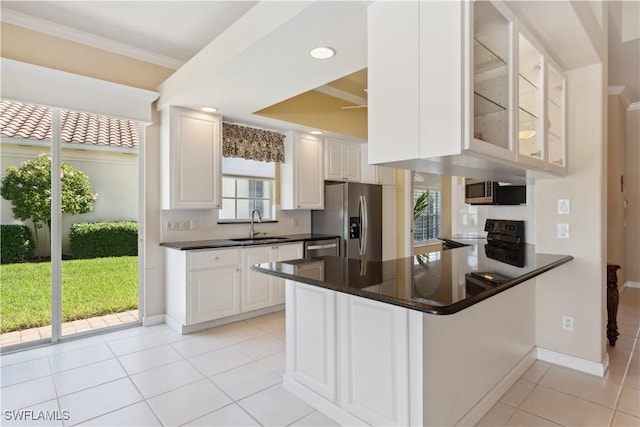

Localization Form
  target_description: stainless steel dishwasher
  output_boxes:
[304,238,339,257]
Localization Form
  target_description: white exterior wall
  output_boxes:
[0,143,137,255]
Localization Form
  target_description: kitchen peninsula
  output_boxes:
[252,241,572,426]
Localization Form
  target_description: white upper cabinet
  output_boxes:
[325,138,361,182]
[546,61,566,174]
[161,107,222,209]
[280,131,324,210]
[360,143,396,186]
[368,1,566,182]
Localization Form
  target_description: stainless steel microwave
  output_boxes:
[464,179,526,205]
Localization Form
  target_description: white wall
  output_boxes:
[452,177,536,243]
[625,108,640,285]
[535,63,606,363]
[160,207,311,242]
[0,143,137,255]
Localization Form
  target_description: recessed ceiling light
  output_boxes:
[310,130,323,135]
[201,106,218,113]
[309,47,335,59]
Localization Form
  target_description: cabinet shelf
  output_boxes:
[474,38,506,74]
[519,107,538,122]
[474,91,506,117]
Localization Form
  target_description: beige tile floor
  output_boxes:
[478,287,640,427]
[0,310,139,347]
[0,289,638,426]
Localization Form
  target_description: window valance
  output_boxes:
[222,122,285,163]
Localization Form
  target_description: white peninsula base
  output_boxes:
[283,279,537,426]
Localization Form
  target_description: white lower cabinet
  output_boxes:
[285,282,410,426]
[286,282,337,401]
[242,243,303,312]
[337,294,409,426]
[166,242,302,331]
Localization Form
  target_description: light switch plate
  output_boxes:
[558,199,570,214]
[557,223,570,238]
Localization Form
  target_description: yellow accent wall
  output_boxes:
[255,90,367,140]
[0,23,174,91]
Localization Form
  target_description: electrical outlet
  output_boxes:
[557,223,569,238]
[562,315,574,331]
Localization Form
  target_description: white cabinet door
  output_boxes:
[281,132,324,210]
[189,266,240,324]
[359,143,378,184]
[165,107,222,209]
[242,246,273,312]
[343,143,361,182]
[325,139,345,181]
[286,281,337,401]
[325,138,361,182]
[338,293,410,426]
[273,243,303,304]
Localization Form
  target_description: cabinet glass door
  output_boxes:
[547,63,565,170]
[472,1,511,151]
[517,35,544,163]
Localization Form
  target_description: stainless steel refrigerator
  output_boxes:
[311,182,382,261]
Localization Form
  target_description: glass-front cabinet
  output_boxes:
[467,0,515,160]
[546,62,566,173]
[517,34,544,166]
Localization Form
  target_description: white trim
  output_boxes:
[313,85,368,106]
[607,86,632,110]
[165,305,285,335]
[456,348,537,426]
[1,59,159,123]
[536,347,609,377]
[282,376,369,427]
[141,314,165,327]
[1,138,138,154]
[624,280,640,289]
[1,9,183,70]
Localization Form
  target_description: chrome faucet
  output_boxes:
[250,208,262,239]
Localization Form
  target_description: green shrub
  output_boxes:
[70,221,138,259]
[1,225,35,264]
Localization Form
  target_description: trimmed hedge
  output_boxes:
[70,221,138,259]
[1,225,35,264]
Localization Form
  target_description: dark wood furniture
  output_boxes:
[606,264,620,346]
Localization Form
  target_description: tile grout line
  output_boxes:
[607,328,640,427]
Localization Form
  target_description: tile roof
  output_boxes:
[0,100,138,149]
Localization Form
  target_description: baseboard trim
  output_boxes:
[142,314,165,326]
[536,347,608,377]
[282,376,369,427]
[165,305,285,334]
[455,348,537,426]
[624,280,640,289]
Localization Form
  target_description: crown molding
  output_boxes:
[608,86,633,110]
[1,9,184,70]
[629,102,640,111]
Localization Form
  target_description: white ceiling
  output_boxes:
[1,0,638,134]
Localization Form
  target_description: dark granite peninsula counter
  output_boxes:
[251,240,573,315]
[252,240,572,427]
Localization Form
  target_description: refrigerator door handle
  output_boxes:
[359,195,368,256]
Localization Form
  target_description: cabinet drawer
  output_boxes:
[189,248,240,270]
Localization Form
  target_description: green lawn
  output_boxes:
[0,256,138,333]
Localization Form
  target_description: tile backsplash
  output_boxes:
[161,207,311,242]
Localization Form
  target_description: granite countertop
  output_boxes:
[160,233,340,250]
[251,239,573,315]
